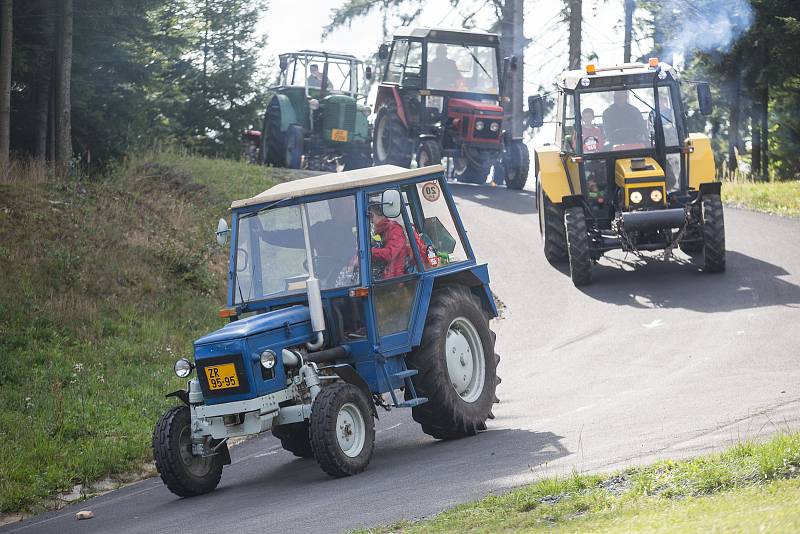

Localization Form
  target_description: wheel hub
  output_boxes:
[336,403,366,458]
[445,317,486,403]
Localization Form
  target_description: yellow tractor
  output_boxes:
[528,59,724,286]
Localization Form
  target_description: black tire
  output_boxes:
[406,285,497,440]
[503,140,530,190]
[343,149,373,170]
[310,383,375,477]
[702,194,726,273]
[456,160,492,184]
[262,96,287,167]
[679,240,703,255]
[564,206,592,286]
[285,124,304,169]
[272,422,314,458]
[373,103,412,167]
[152,406,223,497]
[417,139,442,168]
[537,175,568,264]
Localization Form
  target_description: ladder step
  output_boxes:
[392,369,418,379]
[397,397,428,408]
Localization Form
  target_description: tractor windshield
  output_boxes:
[233,195,360,304]
[577,85,680,154]
[279,54,363,96]
[425,42,499,95]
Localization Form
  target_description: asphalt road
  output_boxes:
[5,182,800,534]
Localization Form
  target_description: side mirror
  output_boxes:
[365,66,373,80]
[528,95,545,128]
[381,189,402,219]
[216,218,230,246]
[378,43,389,60]
[509,55,518,72]
[697,82,713,116]
[279,56,288,71]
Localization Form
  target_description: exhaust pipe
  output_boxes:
[621,208,686,233]
[300,203,326,351]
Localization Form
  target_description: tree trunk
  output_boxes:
[54,0,73,167]
[761,84,768,178]
[727,73,740,176]
[567,0,582,69]
[0,0,13,166]
[652,4,665,56]
[751,98,761,179]
[623,0,635,62]
[511,0,524,136]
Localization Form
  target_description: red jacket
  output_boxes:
[372,218,411,278]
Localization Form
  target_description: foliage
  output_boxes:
[8,0,268,165]
[360,432,800,533]
[0,151,291,513]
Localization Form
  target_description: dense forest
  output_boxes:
[0,0,798,179]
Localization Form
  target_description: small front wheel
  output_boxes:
[702,194,726,272]
[152,406,223,497]
[564,206,592,286]
[310,383,375,477]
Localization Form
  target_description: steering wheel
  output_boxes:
[607,127,647,146]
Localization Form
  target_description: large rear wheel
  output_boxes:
[406,286,497,440]
[564,206,592,286]
[262,96,287,167]
[152,406,223,497]
[702,194,726,272]
[537,176,568,263]
[373,103,412,167]
[272,421,313,458]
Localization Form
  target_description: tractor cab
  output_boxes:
[261,50,372,171]
[373,28,530,189]
[153,165,500,496]
[530,60,725,286]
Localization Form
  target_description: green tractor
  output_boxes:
[260,51,373,172]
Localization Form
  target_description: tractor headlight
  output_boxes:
[174,358,194,378]
[259,349,277,370]
[309,99,320,110]
[489,121,500,132]
[475,120,485,131]
[361,106,371,117]
[650,189,664,203]
[630,191,643,204]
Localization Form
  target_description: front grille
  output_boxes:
[342,101,356,131]
[196,353,251,398]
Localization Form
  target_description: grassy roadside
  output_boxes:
[364,433,800,533]
[722,180,800,217]
[0,152,304,514]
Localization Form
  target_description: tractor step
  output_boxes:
[397,397,428,408]
[392,369,418,380]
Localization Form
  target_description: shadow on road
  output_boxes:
[448,182,537,215]
[573,250,800,312]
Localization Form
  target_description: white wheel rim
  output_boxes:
[375,115,387,161]
[445,317,486,403]
[336,402,366,458]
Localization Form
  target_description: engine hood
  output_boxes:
[194,305,311,346]
[448,98,503,114]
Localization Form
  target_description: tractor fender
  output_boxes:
[165,389,189,406]
[699,181,722,197]
[323,364,378,418]
[270,94,298,133]
[431,264,498,318]
[687,133,716,190]
[535,146,578,204]
[375,84,407,126]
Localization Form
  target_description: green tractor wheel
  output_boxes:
[262,97,287,167]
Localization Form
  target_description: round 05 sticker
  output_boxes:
[421,181,441,202]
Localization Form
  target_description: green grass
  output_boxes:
[0,151,305,514]
[362,433,800,533]
[723,180,800,217]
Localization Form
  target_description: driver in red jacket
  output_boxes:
[368,203,410,280]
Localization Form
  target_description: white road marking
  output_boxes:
[376,423,402,434]
[643,319,664,329]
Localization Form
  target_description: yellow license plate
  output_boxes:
[205,363,239,390]
[331,128,349,142]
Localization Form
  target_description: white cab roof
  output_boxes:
[231,165,444,209]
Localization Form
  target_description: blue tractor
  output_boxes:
[152,165,500,494]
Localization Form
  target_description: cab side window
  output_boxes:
[385,40,409,84]
[562,93,577,153]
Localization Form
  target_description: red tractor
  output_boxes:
[373,28,529,189]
